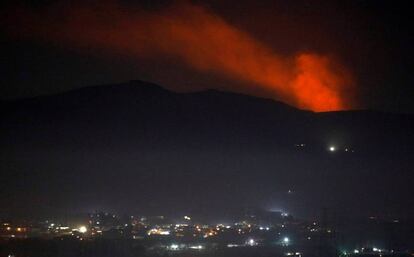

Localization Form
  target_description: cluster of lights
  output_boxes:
[169,244,179,250]
[285,252,301,256]
[203,230,217,238]
[147,228,171,236]
[328,145,354,153]
[189,245,204,250]
[2,212,401,257]
[167,243,204,251]
[294,142,356,153]
[350,247,384,255]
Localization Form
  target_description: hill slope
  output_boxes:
[1,80,413,219]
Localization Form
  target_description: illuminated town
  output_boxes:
[1,210,412,257]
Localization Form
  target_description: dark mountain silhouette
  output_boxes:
[1,80,413,219]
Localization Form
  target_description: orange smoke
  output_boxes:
[5,2,354,111]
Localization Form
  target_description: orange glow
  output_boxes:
[291,54,352,111]
[5,2,354,111]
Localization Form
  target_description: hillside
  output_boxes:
[1,80,413,219]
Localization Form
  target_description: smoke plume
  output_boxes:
[5,2,354,111]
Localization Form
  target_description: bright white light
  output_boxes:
[246,238,257,246]
[190,245,204,250]
[78,226,87,233]
[170,244,179,250]
[329,146,336,152]
[284,252,301,257]
[353,249,359,254]
[282,236,290,245]
[373,247,382,252]
[245,238,257,246]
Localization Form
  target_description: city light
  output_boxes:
[189,245,204,250]
[0,211,407,256]
[285,252,301,256]
[147,228,171,236]
[373,247,382,252]
[246,238,257,246]
[170,244,179,250]
[281,236,290,246]
[78,226,87,233]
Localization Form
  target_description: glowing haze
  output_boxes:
[6,2,354,111]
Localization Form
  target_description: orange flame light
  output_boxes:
[6,2,354,111]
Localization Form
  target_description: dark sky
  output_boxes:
[0,0,413,112]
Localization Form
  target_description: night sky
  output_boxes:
[1,0,413,112]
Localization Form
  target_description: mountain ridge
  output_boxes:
[3,80,413,119]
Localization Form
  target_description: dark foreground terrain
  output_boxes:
[1,238,413,257]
